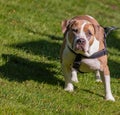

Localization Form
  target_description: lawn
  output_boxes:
[0,0,120,114]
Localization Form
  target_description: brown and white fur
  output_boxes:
[60,15,115,101]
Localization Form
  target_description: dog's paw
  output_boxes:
[105,95,115,101]
[64,83,74,92]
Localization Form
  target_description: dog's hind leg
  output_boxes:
[71,68,78,83]
[95,70,102,82]
[100,66,115,101]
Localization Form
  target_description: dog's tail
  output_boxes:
[104,26,120,38]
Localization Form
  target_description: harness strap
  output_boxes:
[68,45,107,59]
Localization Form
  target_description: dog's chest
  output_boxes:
[78,58,100,72]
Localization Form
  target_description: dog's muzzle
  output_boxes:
[75,38,86,51]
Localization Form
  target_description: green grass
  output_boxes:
[0,0,120,114]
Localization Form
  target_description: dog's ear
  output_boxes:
[61,20,70,34]
[92,24,104,40]
[97,26,104,40]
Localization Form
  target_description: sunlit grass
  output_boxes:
[0,0,120,114]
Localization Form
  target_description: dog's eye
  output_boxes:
[88,30,92,36]
[72,29,78,33]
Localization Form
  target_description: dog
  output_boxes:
[60,15,115,101]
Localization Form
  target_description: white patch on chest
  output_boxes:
[79,59,100,72]
[88,37,99,55]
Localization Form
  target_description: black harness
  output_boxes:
[68,26,119,72]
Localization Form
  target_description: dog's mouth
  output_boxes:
[75,44,85,52]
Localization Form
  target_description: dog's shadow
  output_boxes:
[10,39,61,60]
[8,26,63,60]
[0,54,64,86]
[1,26,64,86]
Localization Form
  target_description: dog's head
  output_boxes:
[62,16,104,55]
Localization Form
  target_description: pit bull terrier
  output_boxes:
[60,15,115,101]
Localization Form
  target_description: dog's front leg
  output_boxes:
[62,63,74,92]
[100,67,115,101]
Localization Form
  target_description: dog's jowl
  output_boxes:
[60,15,115,101]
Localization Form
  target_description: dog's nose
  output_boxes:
[76,38,86,44]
